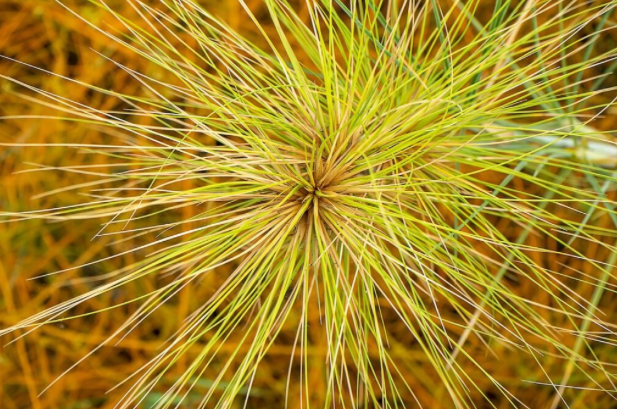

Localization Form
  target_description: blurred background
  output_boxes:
[1,1,617,408]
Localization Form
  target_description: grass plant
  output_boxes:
[2,0,617,407]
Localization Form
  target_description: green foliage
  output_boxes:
[2,0,617,407]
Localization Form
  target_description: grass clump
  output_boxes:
[2,0,617,407]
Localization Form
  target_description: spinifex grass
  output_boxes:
[2,0,617,407]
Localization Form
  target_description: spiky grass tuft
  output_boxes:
[2,0,617,407]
